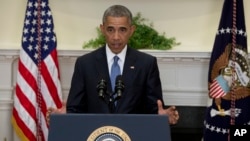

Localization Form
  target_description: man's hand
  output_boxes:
[46,101,66,125]
[157,100,179,125]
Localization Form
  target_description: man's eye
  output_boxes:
[107,28,114,32]
[120,28,127,32]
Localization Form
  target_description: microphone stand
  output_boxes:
[108,92,115,113]
[97,79,115,113]
[110,75,124,112]
[97,76,124,113]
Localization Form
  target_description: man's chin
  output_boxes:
[110,47,123,54]
[111,44,122,48]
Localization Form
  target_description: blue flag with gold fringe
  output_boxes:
[203,0,250,141]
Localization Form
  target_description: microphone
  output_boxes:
[115,75,124,99]
[97,79,107,99]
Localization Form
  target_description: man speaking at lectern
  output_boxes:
[48,5,179,125]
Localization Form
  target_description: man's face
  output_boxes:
[100,16,135,54]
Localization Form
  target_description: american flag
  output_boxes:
[11,0,62,141]
[209,75,229,98]
[203,0,250,141]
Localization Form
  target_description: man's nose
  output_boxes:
[113,31,120,40]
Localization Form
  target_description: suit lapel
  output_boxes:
[123,47,137,84]
[94,47,112,92]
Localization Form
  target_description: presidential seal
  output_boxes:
[87,126,131,141]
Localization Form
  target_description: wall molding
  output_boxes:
[0,49,212,59]
[0,49,213,106]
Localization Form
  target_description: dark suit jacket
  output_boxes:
[66,46,164,114]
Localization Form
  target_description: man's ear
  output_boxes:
[100,24,104,34]
[130,25,136,36]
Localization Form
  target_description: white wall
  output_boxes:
[0,0,250,51]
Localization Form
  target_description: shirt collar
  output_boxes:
[106,44,127,63]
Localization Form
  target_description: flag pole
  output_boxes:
[37,0,43,140]
[229,0,237,140]
[230,0,237,126]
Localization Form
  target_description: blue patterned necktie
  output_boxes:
[110,56,121,92]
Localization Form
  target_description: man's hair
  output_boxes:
[102,5,133,25]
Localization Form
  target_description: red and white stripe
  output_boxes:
[209,79,227,98]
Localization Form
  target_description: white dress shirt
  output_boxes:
[106,44,127,76]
